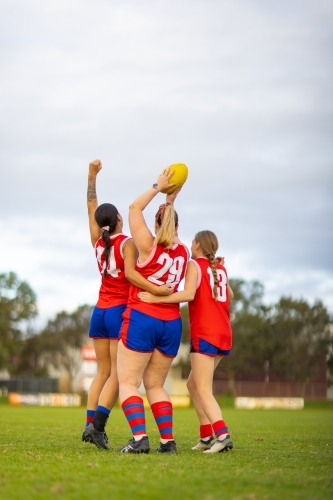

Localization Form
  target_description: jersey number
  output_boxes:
[207,268,227,302]
[148,253,185,285]
[97,246,120,278]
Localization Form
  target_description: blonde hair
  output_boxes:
[154,203,178,248]
[194,230,219,300]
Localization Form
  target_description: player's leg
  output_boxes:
[116,339,151,453]
[202,355,233,453]
[191,351,233,453]
[84,307,111,430]
[187,370,214,450]
[143,349,176,452]
[82,337,111,447]
[187,337,214,450]
[83,305,123,450]
[143,317,182,453]
[86,339,119,447]
[84,337,110,426]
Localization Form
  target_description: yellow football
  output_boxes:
[160,163,188,194]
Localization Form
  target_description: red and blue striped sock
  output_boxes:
[200,424,213,440]
[86,409,95,427]
[151,401,173,442]
[122,396,146,438]
[213,420,229,440]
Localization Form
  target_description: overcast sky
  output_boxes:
[0,0,332,329]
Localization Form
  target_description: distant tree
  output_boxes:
[0,272,37,372]
[14,332,48,376]
[180,305,190,344]
[327,337,333,387]
[267,297,332,395]
[39,304,93,390]
[216,279,271,395]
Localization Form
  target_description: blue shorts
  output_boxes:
[190,338,231,357]
[89,304,127,339]
[121,308,182,358]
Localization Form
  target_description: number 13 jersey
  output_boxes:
[127,242,190,320]
[189,256,232,350]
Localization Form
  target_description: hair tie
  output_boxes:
[155,203,171,222]
[101,226,110,231]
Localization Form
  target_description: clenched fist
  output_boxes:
[89,159,102,176]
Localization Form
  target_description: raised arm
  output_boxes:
[138,260,198,304]
[128,168,176,260]
[87,159,102,247]
[123,239,174,296]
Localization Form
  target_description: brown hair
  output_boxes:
[154,203,179,248]
[194,230,219,299]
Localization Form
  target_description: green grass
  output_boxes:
[0,405,332,500]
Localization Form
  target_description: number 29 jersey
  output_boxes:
[127,242,190,321]
[189,256,232,350]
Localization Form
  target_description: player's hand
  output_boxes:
[216,256,225,266]
[138,291,160,303]
[156,168,176,192]
[89,159,102,176]
[154,284,175,296]
[166,188,181,205]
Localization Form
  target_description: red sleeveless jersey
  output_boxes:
[188,257,232,350]
[95,233,131,308]
[127,242,190,320]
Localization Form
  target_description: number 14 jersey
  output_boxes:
[127,242,190,321]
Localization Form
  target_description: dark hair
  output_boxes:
[94,203,119,276]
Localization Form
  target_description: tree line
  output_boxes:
[0,272,332,393]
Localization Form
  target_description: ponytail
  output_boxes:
[208,254,219,300]
[154,203,178,248]
[194,230,220,300]
[94,203,119,276]
[101,228,112,276]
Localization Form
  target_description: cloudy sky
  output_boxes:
[0,0,332,329]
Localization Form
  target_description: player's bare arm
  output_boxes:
[165,187,181,205]
[165,188,183,243]
[138,260,198,304]
[87,159,102,247]
[128,168,176,261]
[123,239,174,296]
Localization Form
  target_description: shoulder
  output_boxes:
[112,233,131,245]
[114,234,133,257]
[187,260,201,286]
[171,241,190,258]
[195,256,209,267]
[189,259,200,270]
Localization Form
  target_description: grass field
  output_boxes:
[0,401,332,500]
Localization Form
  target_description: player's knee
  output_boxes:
[187,377,195,392]
[196,387,212,400]
[119,376,142,389]
[143,375,163,392]
[97,363,111,378]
